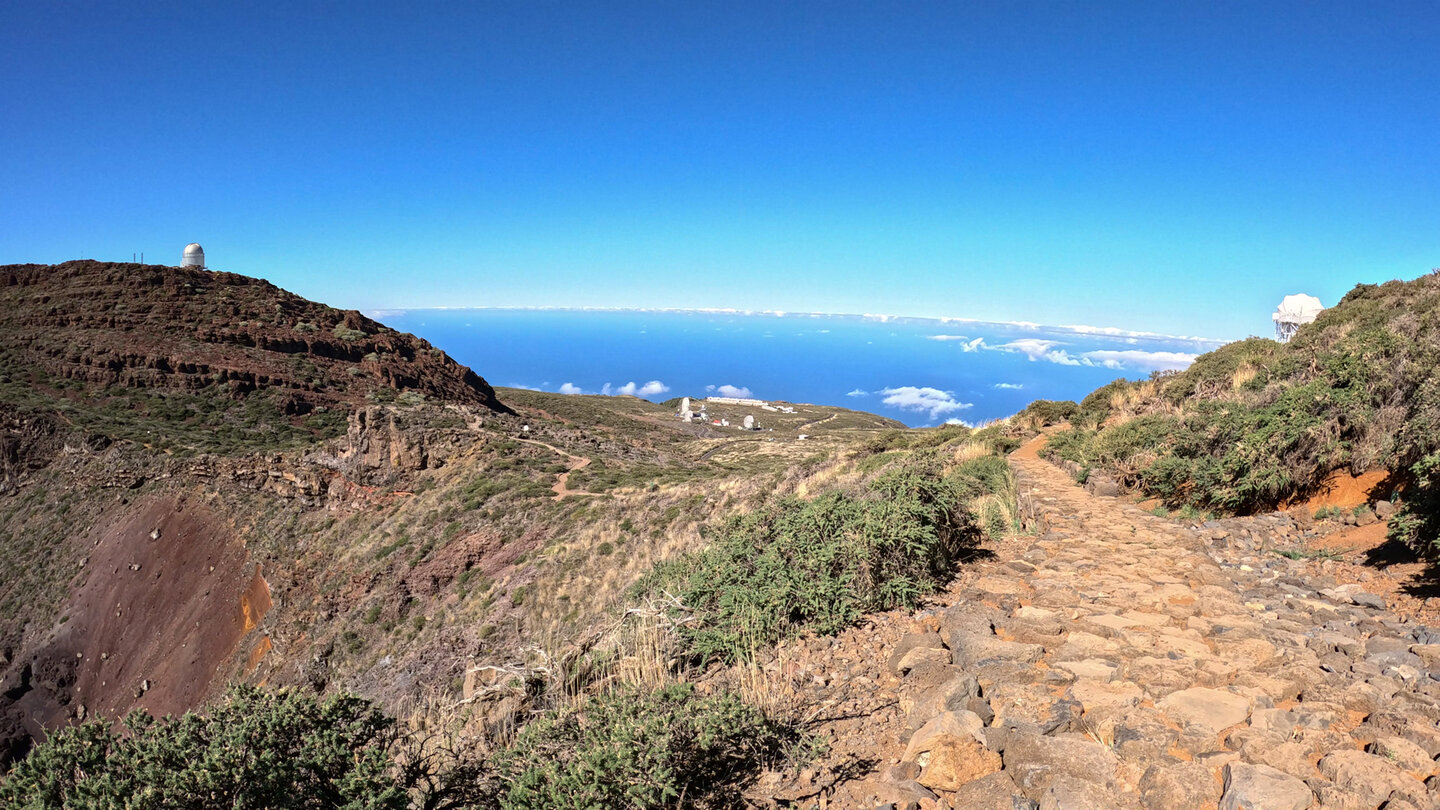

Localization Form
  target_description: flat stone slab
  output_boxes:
[1070,679,1144,711]
[1119,610,1172,627]
[1085,613,1144,631]
[1056,659,1118,682]
[972,574,1031,595]
[1220,762,1314,810]
[1158,687,1251,732]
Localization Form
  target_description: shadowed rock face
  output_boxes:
[0,261,510,418]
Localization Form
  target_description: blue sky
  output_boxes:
[3,1,1437,339]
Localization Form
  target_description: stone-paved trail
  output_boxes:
[799,439,1440,809]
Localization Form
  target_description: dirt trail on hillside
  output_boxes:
[515,438,599,500]
[750,435,1440,809]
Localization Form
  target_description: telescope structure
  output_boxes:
[181,243,205,268]
[1272,294,1323,343]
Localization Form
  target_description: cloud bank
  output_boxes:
[601,380,670,397]
[950,337,1196,372]
[880,386,973,420]
[711,384,754,398]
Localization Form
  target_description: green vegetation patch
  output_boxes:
[492,683,807,810]
[0,686,414,809]
[3,682,808,810]
[640,450,1012,663]
[1039,273,1440,555]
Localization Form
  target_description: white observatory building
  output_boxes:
[1272,294,1323,343]
[181,243,205,268]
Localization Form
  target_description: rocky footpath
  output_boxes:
[761,439,1440,809]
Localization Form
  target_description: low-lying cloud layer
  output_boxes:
[707,384,754,398]
[880,386,973,420]
[946,336,1196,372]
[603,380,671,397]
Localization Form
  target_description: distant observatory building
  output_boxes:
[1272,294,1323,343]
[181,243,205,268]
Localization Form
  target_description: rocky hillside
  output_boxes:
[1034,270,1440,557]
[0,261,509,463]
[0,267,948,782]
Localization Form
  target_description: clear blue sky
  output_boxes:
[3,1,1436,339]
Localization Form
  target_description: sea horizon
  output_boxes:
[371,307,1235,428]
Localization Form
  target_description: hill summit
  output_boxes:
[0,260,508,460]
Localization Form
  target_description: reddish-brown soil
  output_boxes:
[4,495,266,741]
[1295,468,1393,510]
[1299,521,1440,625]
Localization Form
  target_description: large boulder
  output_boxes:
[1002,732,1122,800]
[1158,687,1251,732]
[902,709,988,762]
[1218,762,1313,810]
[918,736,1002,792]
[1139,761,1223,809]
[948,771,1040,810]
[1317,749,1423,807]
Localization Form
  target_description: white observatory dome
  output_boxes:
[182,243,205,268]
[1272,293,1323,343]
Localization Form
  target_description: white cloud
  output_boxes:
[926,334,970,341]
[601,380,671,397]
[1082,350,1196,372]
[714,384,753,398]
[880,386,973,420]
[362,309,407,319]
[1000,338,1055,357]
[845,388,869,397]
[993,382,1024,390]
[960,337,1197,372]
[944,418,975,427]
[558,382,584,395]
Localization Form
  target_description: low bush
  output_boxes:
[491,684,807,810]
[1015,399,1078,430]
[0,686,411,809]
[642,451,1003,663]
[1044,273,1440,555]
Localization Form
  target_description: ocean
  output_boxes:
[371,308,1226,428]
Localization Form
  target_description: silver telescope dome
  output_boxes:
[182,243,205,268]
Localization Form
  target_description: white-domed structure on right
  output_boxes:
[1272,293,1323,343]
[181,243,205,268]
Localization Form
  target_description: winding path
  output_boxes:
[771,435,1440,808]
[514,438,600,500]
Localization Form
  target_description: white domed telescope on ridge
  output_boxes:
[1272,293,1323,343]
[181,243,205,268]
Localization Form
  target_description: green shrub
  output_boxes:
[1042,428,1094,465]
[333,324,369,341]
[491,684,807,810]
[1390,453,1440,556]
[1017,399,1078,428]
[641,452,991,663]
[0,687,407,809]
